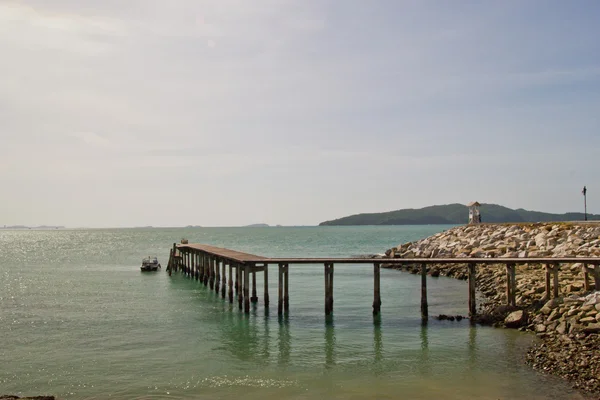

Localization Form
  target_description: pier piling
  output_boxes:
[171,243,600,322]
[468,263,476,317]
[251,270,258,303]
[237,264,243,310]
[283,264,290,312]
[244,265,251,313]
[421,263,428,321]
[263,264,269,307]
[373,263,381,316]
[278,264,284,315]
[221,262,227,298]
[228,264,234,303]
[553,265,560,299]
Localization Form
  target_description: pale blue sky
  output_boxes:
[1,0,599,227]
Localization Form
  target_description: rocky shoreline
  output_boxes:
[383,222,600,398]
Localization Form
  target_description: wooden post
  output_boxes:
[221,262,227,298]
[244,265,251,313]
[328,264,334,315]
[583,264,591,292]
[421,263,428,320]
[373,263,381,315]
[505,264,512,305]
[234,263,239,293]
[545,264,552,299]
[215,259,221,293]
[264,264,269,307]
[553,264,560,299]
[468,263,476,317]
[210,257,216,290]
[509,263,516,306]
[172,243,177,271]
[324,263,333,316]
[198,253,202,281]
[185,251,189,276]
[237,264,243,310]
[592,264,600,291]
[192,252,196,279]
[251,270,258,303]
[228,264,234,303]
[283,264,290,312]
[203,255,209,286]
[278,263,284,315]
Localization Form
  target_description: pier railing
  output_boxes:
[167,243,600,321]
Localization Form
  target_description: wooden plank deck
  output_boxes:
[177,243,269,263]
[176,243,600,265]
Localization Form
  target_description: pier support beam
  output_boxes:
[203,255,209,286]
[263,264,269,308]
[373,263,381,316]
[553,264,560,299]
[284,264,290,312]
[237,264,243,310]
[210,257,216,290]
[468,263,476,318]
[228,264,234,303]
[251,270,258,303]
[278,263,284,315]
[505,263,516,306]
[215,259,221,293]
[324,263,334,316]
[244,265,251,314]
[221,262,227,298]
[197,253,202,280]
[583,264,591,292]
[545,264,552,299]
[583,264,600,291]
[421,263,428,321]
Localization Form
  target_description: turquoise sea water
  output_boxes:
[0,226,586,399]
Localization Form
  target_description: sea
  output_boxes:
[0,226,587,399]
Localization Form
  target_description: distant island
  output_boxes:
[319,203,600,226]
[1,225,65,230]
[245,223,270,227]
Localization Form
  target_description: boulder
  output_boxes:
[504,310,528,328]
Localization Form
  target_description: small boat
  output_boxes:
[141,256,161,272]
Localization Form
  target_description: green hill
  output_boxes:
[318,203,600,226]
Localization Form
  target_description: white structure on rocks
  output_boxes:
[468,201,481,224]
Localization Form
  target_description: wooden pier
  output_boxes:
[166,243,600,321]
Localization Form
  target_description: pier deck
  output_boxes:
[168,242,600,321]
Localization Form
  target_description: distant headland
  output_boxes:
[319,203,600,226]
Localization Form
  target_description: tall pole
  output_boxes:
[583,186,587,221]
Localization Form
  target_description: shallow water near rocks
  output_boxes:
[0,226,589,399]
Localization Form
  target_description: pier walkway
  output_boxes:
[167,242,600,321]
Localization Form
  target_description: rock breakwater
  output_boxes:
[383,222,600,397]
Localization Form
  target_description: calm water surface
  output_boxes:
[0,226,585,399]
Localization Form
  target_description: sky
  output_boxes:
[1,0,600,227]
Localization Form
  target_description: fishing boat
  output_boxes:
[141,256,161,272]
